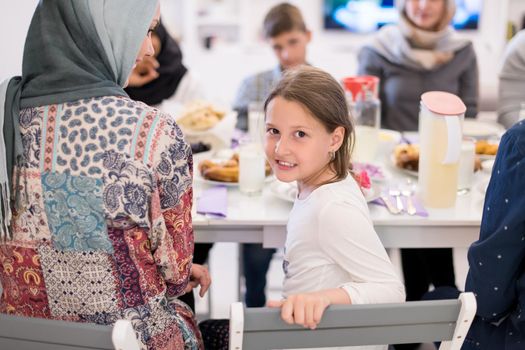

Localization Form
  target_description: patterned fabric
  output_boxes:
[464,122,525,349]
[42,171,112,252]
[0,96,202,350]
[199,319,230,350]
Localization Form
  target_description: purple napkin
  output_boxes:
[231,128,247,149]
[371,193,429,217]
[197,185,228,218]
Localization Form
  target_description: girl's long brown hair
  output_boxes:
[264,65,355,182]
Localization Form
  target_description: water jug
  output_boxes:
[418,91,465,208]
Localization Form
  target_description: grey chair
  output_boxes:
[0,314,140,350]
[229,292,476,350]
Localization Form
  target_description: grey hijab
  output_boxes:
[0,0,159,239]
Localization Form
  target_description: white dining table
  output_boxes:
[192,153,489,250]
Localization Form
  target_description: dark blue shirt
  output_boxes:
[464,121,525,349]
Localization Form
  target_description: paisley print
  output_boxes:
[42,171,113,253]
[1,96,201,350]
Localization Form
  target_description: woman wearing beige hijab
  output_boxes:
[358,0,478,131]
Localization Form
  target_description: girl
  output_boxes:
[265,66,405,349]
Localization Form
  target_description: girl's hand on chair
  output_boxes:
[267,291,331,330]
[267,288,351,330]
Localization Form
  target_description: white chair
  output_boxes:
[0,314,141,350]
[229,292,476,350]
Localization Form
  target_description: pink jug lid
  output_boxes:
[421,91,466,116]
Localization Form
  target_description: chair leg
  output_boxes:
[440,293,477,350]
[229,302,244,350]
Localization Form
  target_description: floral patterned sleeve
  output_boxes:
[149,115,194,298]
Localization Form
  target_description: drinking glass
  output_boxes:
[248,102,265,144]
[457,137,476,195]
[239,142,266,195]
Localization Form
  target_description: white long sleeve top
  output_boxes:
[282,176,405,305]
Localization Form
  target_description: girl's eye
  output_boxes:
[294,130,306,138]
[267,128,279,135]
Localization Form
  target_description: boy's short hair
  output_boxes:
[263,3,307,39]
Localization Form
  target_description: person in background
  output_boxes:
[462,120,525,349]
[125,22,205,108]
[0,1,209,349]
[498,30,525,129]
[358,1,478,334]
[265,66,405,350]
[358,0,478,131]
[233,2,311,132]
[232,2,312,308]
[125,22,213,313]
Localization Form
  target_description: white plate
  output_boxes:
[476,178,490,195]
[268,181,298,202]
[269,180,381,203]
[477,154,496,161]
[463,120,504,139]
[481,159,495,175]
[196,172,274,187]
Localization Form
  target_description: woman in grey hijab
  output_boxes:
[358,0,478,131]
[0,1,208,349]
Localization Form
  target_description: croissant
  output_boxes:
[202,166,239,182]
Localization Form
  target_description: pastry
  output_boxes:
[178,101,225,131]
[394,144,419,171]
[475,140,498,156]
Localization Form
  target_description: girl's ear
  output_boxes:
[330,126,345,152]
[305,30,312,43]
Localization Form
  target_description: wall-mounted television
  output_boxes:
[324,0,482,33]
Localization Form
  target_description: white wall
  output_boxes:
[1,0,520,110]
[508,0,525,31]
[171,0,512,109]
[0,0,39,80]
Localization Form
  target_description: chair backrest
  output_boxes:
[0,314,140,350]
[229,292,476,350]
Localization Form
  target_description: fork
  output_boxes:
[401,188,417,215]
[401,179,417,216]
[388,189,404,213]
